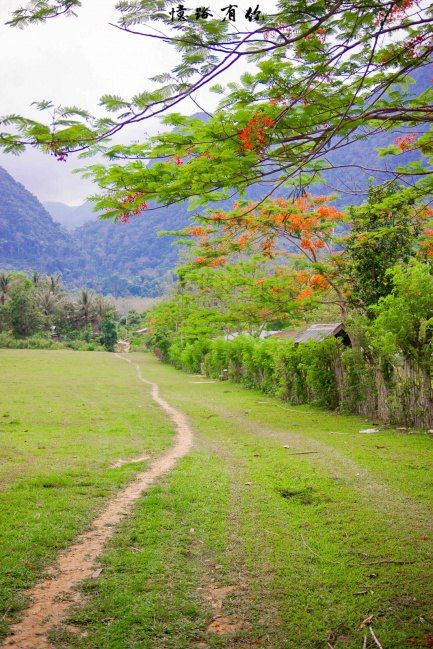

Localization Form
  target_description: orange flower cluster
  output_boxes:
[188,226,206,236]
[210,211,227,222]
[309,273,329,289]
[118,192,149,223]
[238,115,275,153]
[376,0,414,24]
[193,256,206,265]
[394,134,417,151]
[420,228,433,258]
[300,238,314,250]
[316,205,343,219]
[209,257,226,267]
[295,288,313,301]
[296,270,309,283]
[237,234,250,249]
[421,241,433,258]
[261,239,275,256]
[272,212,288,226]
[293,197,308,211]
[288,214,312,232]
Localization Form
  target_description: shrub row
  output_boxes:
[157,335,433,427]
[0,332,104,352]
[166,335,341,410]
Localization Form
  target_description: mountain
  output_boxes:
[0,163,189,296]
[0,166,85,283]
[44,201,97,231]
[71,205,188,296]
[0,164,187,296]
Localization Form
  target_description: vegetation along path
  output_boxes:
[1,350,433,648]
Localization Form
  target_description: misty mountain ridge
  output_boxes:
[44,201,97,231]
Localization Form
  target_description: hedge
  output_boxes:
[166,335,340,410]
[0,332,104,352]
[154,334,433,428]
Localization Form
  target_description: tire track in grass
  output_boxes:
[2,354,193,649]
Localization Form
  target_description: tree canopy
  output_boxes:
[1,0,433,219]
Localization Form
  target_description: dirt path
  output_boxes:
[2,355,193,649]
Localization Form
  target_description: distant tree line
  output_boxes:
[0,271,118,351]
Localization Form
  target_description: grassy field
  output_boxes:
[0,350,174,639]
[1,350,433,648]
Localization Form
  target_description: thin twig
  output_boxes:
[360,556,416,566]
[0,606,11,622]
[363,634,367,649]
[289,451,320,456]
[370,627,384,649]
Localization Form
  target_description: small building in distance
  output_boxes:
[271,323,351,346]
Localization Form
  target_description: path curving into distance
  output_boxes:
[2,354,193,649]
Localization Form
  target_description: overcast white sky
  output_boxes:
[0,1,255,204]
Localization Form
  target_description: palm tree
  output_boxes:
[0,272,10,305]
[48,274,62,294]
[77,289,94,327]
[94,295,113,331]
[37,288,63,319]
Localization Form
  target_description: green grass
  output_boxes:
[0,350,174,638]
[2,350,433,648]
[54,352,433,649]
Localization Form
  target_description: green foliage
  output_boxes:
[0,269,116,350]
[3,1,433,212]
[7,280,41,337]
[6,1,81,27]
[146,256,302,361]
[100,313,118,352]
[339,347,376,414]
[345,183,428,310]
[157,333,340,410]
[146,260,433,427]
[0,332,104,351]
[370,260,433,367]
[0,332,61,349]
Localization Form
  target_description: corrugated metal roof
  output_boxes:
[269,329,300,340]
[294,323,344,344]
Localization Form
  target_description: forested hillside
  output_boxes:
[0,167,85,284]
[0,166,187,295]
[71,204,189,296]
